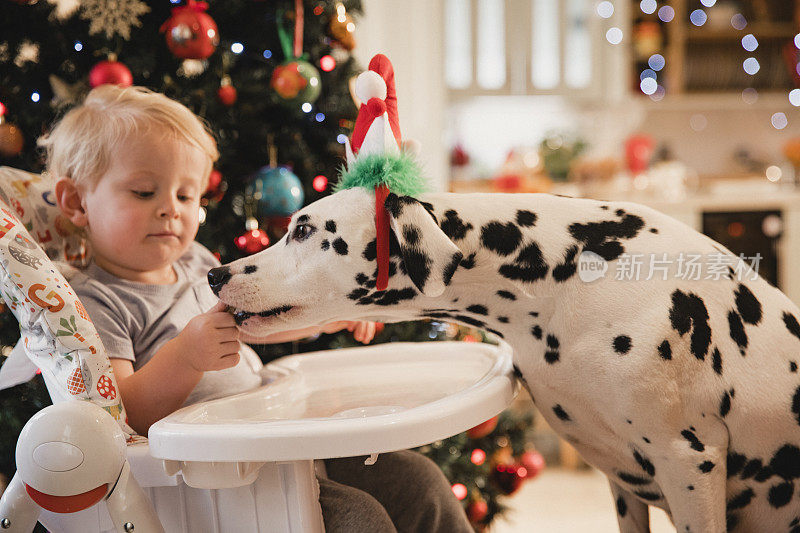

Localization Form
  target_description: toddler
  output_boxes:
[40,85,471,532]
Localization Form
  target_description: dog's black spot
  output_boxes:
[720,390,732,417]
[616,209,626,217]
[734,284,762,325]
[467,304,488,315]
[516,210,537,227]
[633,450,655,476]
[325,220,336,233]
[658,340,672,360]
[370,288,417,306]
[296,214,309,224]
[791,361,798,372]
[712,347,723,375]
[321,239,330,251]
[499,242,549,284]
[650,228,658,234]
[727,452,747,478]
[793,386,800,427]
[726,514,739,531]
[348,288,370,301]
[402,225,420,246]
[633,490,661,501]
[481,221,522,256]
[600,205,609,210]
[420,201,437,223]
[568,213,645,261]
[741,459,762,479]
[728,310,748,355]
[460,252,476,269]
[332,237,348,255]
[669,290,711,361]
[768,482,794,508]
[687,485,694,491]
[443,252,462,286]
[385,193,418,218]
[497,290,516,301]
[617,472,652,485]
[547,335,559,349]
[726,488,754,511]
[498,316,509,323]
[681,430,705,452]
[755,466,774,482]
[512,364,533,398]
[440,210,473,241]
[363,239,377,261]
[698,461,716,473]
[616,496,627,518]
[402,248,432,291]
[553,404,571,421]
[643,437,650,444]
[531,325,542,340]
[356,273,369,286]
[770,445,800,480]
[553,245,579,282]
[613,335,632,354]
[784,312,800,341]
[529,311,539,317]
[244,265,257,274]
[453,315,486,328]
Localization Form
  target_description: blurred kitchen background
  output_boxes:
[358,1,799,530]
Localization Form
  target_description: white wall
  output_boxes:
[355,0,449,190]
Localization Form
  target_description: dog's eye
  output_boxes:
[292,223,315,241]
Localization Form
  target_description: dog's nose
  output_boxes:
[208,266,232,295]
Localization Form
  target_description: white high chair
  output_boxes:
[0,166,517,532]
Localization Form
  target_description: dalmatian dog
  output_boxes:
[209,187,800,533]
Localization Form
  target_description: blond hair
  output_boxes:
[39,85,219,190]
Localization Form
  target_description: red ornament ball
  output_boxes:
[319,54,336,72]
[270,60,321,105]
[217,84,237,106]
[519,450,545,479]
[89,60,133,88]
[467,499,489,523]
[0,123,25,157]
[160,0,219,60]
[204,169,226,202]
[467,415,498,439]
[235,229,270,254]
[491,463,525,495]
[312,175,328,192]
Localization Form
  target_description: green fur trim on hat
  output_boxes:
[335,152,427,197]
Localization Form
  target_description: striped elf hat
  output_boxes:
[336,54,426,291]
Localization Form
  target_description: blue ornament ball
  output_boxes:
[249,166,304,217]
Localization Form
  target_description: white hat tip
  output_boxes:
[354,70,387,103]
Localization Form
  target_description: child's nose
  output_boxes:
[158,199,180,218]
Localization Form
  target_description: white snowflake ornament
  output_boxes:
[80,0,151,40]
[14,41,39,67]
[46,0,80,20]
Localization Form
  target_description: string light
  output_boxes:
[741,88,758,104]
[301,102,312,113]
[319,54,336,72]
[771,112,788,130]
[658,6,675,22]
[0,102,6,116]
[640,69,657,81]
[312,175,328,192]
[31,92,40,103]
[470,449,486,465]
[606,27,623,45]
[789,89,800,107]
[741,34,758,52]
[315,112,325,122]
[690,9,707,26]
[731,14,747,30]
[640,0,656,14]
[766,166,782,182]
[74,41,83,51]
[451,483,468,500]
[648,54,665,71]
[596,1,614,18]
[263,49,273,59]
[313,4,324,16]
[640,78,657,95]
[231,42,244,54]
[743,57,760,75]
[700,0,716,5]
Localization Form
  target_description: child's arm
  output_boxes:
[113,301,240,435]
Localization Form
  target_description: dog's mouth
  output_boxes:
[231,304,295,326]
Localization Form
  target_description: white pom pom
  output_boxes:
[354,70,387,103]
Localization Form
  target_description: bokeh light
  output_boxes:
[319,54,336,72]
[597,1,614,18]
[741,34,758,52]
[689,114,708,132]
[731,13,747,30]
[315,112,325,122]
[741,88,758,104]
[336,134,348,144]
[690,9,707,26]
[640,77,657,95]
[766,166,782,182]
[743,57,760,75]
[640,69,657,81]
[301,102,312,113]
[74,41,83,52]
[451,483,468,500]
[795,34,800,49]
[470,449,487,465]
[231,42,244,54]
[606,27,623,45]
[263,49,273,59]
[650,85,666,102]
[640,0,656,14]
[700,0,716,6]
[312,175,328,192]
[772,112,788,130]
[790,89,800,107]
[30,92,40,103]
[648,54,665,71]
[658,6,675,22]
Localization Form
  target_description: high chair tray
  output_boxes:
[148,341,516,462]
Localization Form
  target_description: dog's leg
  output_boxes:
[609,480,651,533]
[653,442,727,533]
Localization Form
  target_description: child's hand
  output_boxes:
[320,321,380,344]
[175,301,240,372]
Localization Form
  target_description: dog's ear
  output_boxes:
[385,193,462,297]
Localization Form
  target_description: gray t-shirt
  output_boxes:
[70,242,262,406]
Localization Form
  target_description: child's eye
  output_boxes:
[132,190,154,198]
[178,194,194,202]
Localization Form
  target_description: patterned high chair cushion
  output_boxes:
[0,167,90,267]
[0,180,132,435]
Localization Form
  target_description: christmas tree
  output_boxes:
[0,1,541,528]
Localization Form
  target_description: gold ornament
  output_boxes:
[0,120,24,157]
[329,2,356,51]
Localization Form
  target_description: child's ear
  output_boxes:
[54,177,88,227]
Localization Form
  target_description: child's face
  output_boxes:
[80,129,207,283]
